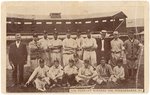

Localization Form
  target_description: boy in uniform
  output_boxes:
[76,60,98,86]
[25,59,50,91]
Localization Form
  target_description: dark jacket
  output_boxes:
[96,38,111,62]
[96,38,111,54]
[9,41,28,65]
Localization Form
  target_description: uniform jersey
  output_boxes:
[78,65,96,77]
[63,38,77,54]
[64,65,78,75]
[39,38,51,51]
[96,64,113,77]
[47,65,63,80]
[50,38,63,53]
[83,37,97,51]
[28,65,49,82]
[76,37,84,50]
[111,38,124,52]
[29,40,42,59]
[113,66,125,79]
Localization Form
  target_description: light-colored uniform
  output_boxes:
[96,64,113,84]
[76,37,84,59]
[83,37,98,67]
[74,59,84,69]
[64,65,78,75]
[110,38,124,67]
[39,38,51,67]
[28,40,41,71]
[27,65,49,91]
[76,65,98,83]
[109,66,125,82]
[50,38,63,64]
[63,38,77,66]
[47,65,64,80]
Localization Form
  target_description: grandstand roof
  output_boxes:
[7,11,127,20]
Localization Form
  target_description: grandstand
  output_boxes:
[7,11,127,40]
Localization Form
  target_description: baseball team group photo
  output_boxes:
[4,2,145,92]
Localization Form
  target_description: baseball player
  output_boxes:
[25,59,50,91]
[47,60,64,87]
[63,59,78,86]
[75,31,84,60]
[50,32,63,64]
[110,31,124,68]
[29,33,42,72]
[39,31,51,67]
[124,30,143,80]
[73,53,84,69]
[63,31,77,66]
[82,31,98,68]
[76,59,98,86]
[96,57,113,85]
[109,59,125,83]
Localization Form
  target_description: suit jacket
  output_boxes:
[96,38,111,55]
[9,41,28,65]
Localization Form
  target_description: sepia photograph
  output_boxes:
[1,1,149,93]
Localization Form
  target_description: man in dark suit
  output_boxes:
[96,30,111,64]
[9,33,28,86]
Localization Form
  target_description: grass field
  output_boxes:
[6,63,144,93]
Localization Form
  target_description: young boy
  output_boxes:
[63,59,78,86]
[47,60,64,87]
[96,57,113,85]
[109,59,125,83]
[73,54,84,69]
[25,59,50,91]
[76,59,98,86]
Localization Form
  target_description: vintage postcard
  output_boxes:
[1,1,149,93]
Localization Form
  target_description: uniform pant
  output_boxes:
[75,75,98,85]
[62,74,77,86]
[109,75,125,83]
[34,77,49,91]
[76,50,83,60]
[110,52,121,67]
[12,64,24,84]
[83,51,97,68]
[49,77,62,85]
[126,59,138,79]
[63,54,74,66]
[96,76,110,84]
[51,52,62,64]
[41,52,50,67]
[30,59,39,72]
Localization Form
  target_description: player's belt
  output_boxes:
[111,51,121,54]
[77,49,82,51]
[84,49,95,52]
[51,50,61,53]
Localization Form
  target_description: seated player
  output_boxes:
[73,54,84,69]
[109,59,125,83]
[47,60,64,87]
[96,57,113,85]
[62,59,78,86]
[76,59,98,86]
[25,59,50,91]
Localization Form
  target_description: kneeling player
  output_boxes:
[25,59,50,91]
[96,57,113,85]
[109,59,125,83]
[62,59,78,86]
[76,59,98,86]
[47,60,64,87]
